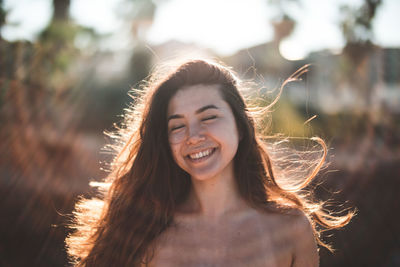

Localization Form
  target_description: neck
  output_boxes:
[183,168,247,220]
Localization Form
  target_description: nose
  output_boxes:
[186,122,206,145]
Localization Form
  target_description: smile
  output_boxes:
[188,148,216,160]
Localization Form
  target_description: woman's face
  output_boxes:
[167,84,240,181]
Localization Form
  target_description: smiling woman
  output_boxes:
[167,85,240,182]
[66,59,353,266]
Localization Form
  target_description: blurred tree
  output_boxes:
[267,0,299,17]
[0,0,7,76]
[53,0,70,21]
[341,0,382,45]
[0,0,5,37]
[338,0,384,129]
[35,0,78,91]
[340,0,382,65]
[225,0,298,79]
[268,0,298,53]
[124,0,157,85]
[127,0,156,40]
[321,3,400,266]
[0,1,104,266]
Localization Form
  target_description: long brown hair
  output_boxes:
[66,59,354,266]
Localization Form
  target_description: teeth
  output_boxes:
[189,149,213,160]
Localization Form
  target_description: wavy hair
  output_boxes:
[66,59,354,266]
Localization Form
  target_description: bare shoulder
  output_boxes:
[256,207,312,234]
[256,208,319,267]
[280,209,314,235]
[290,210,319,267]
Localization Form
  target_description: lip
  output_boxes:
[185,147,217,157]
[185,147,217,163]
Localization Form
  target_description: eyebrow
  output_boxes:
[167,104,219,122]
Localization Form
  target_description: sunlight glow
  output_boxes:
[2,0,399,57]
[277,0,346,61]
[373,0,400,47]
[147,0,274,56]
[2,0,51,41]
[279,40,307,61]
[70,0,124,34]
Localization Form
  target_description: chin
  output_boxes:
[189,173,218,181]
[186,164,233,182]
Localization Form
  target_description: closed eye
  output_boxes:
[171,125,185,131]
[202,115,217,121]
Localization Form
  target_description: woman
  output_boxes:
[66,59,353,266]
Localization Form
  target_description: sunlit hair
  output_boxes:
[66,59,354,266]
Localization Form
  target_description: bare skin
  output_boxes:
[146,85,319,266]
[146,189,318,267]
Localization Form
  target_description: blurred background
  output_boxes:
[0,0,399,266]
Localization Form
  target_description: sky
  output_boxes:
[2,0,400,60]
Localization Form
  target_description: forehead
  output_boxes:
[167,84,226,115]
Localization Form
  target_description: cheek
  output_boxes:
[169,143,183,164]
[203,122,226,137]
[206,121,239,145]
